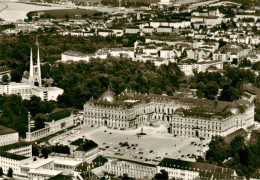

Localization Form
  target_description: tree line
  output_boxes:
[201,132,260,179]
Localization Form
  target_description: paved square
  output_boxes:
[51,124,210,163]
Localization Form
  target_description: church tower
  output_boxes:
[29,39,42,87]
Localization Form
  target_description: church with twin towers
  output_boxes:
[29,39,42,88]
[0,39,63,101]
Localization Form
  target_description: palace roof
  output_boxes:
[87,88,252,113]
[159,158,237,179]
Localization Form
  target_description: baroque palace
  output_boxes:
[84,88,255,139]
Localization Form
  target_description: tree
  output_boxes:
[230,136,245,156]
[122,173,130,180]
[196,81,205,98]
[2,74,9,82]
[154,169,168,180]
[32,145,39,156]
[239,59,251,67]
[11,69,22,82]
[42,148,49,159]
[63,15,70,21]
[218,39,227,48]
[205,136,229,165]
[221,21,228,31]
[0,167,3,177]
[52,144,70,154]
[219,84,240,101]
[7,168,13,178]
[252,62,260,71]
[196,156,205,163]
[204,82,219,100]
[34,116,45,131]
[231,58,238,65]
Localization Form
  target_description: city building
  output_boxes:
[0,126,19,146]
[84,88,254,139]
[157,158,239,180]
[171,99,254,139]
[25,109,76,142]
[0,40,63,101]
[28,169,62,180]
[53,159,81,175]
[105,158,157,179]
[178,60,223,76]
[61,50,92,62]
[0,82,32,100]
[31,86,64,101]
[0,141,32,175]
[20,158,81,178]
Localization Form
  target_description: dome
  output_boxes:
[99,89,117,103]
[229,107,239,115]
[228,102,240,114]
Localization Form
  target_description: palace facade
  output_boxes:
[83,88,255,139]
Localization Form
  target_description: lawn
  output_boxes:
[37,9,102,19]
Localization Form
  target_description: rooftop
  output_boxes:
[159,158,216,172]
[32,86,63,92]
[21,158,54,169]
[54,159,81,166]
[159,158,236,178]
[87,89,251,115]
[0,125,17,135]
[0,141,31,152]
[62,50,89,57]
[28,169,62,176]
[0,151,28,161]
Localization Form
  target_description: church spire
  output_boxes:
[36,38,42,87]
[28,39,42,87]
[29,48,33,78]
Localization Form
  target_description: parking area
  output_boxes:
[50,124,210,163]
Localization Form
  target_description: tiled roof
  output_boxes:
[159,158,237,180]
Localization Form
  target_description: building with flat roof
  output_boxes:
[61,50,92,62]
[19,157,81,178]
[0,82,32,100]
[28,169,62,180]
[0,141,32,175]
[54,159,81,175]
[32,86,64,101]
[178,60,223,76]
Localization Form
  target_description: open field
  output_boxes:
[38,9,101,18]
[128,0,159,3]
[50,125,210,163]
